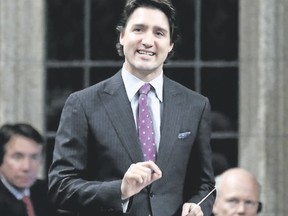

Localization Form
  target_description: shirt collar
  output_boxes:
[121,66,163,102]
[0,175,30,200]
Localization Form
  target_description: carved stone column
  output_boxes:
[0,0,45,177]
[239,0,288,215]
[0,0,44,131]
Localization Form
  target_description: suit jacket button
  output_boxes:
[149,192,154,197]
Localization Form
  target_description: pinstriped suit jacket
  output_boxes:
[48,70,215,216]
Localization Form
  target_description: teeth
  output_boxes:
[138,50,155,56]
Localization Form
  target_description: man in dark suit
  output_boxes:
[48,0,215,215]
[0,123,55,216]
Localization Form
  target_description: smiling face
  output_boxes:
[120,7,174,81]
[0,135,43,190]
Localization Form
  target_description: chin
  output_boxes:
[17,180,35,188]
[136,63,158,71]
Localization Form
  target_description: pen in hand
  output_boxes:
[186,187,216,215]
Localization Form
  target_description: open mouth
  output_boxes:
[137,50,156,56]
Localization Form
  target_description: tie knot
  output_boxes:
[139,83,151,95]
[22,195,29,202]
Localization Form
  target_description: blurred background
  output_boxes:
[1,0,287,215]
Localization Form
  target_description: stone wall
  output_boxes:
[239,0,288,215]
[0,0,45,177]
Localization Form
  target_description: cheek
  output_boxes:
[213,203,220,214]
[214,200,229,214]
[32,163,40,171]
[1,158,16,170]
[0,163,17,179]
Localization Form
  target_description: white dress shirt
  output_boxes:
[0,175,30,200]
[121,67,163,212]
[121,67,163,151]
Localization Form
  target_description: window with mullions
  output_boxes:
[45,0,239,175]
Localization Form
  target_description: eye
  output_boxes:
[12,153,24,161]
[30,153,42,161]
[245,200,258,208]
[156,31,164,37]
[226,198,239,206]
[133,26,142,32]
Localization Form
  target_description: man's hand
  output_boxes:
[182,203,203,216]
[121,161,162,200]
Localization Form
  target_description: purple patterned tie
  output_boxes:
[138,83,156,162]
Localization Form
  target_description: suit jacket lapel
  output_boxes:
[99,71,144,163]
[98,73,184,166]
[156,77,183,171]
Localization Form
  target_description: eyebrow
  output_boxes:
[155,26,169,34]
[132,24,169,33]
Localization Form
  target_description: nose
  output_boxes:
[22,157,32,170]
[235,202,246,214]
[142,32,154,48]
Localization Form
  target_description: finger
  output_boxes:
[188,205,202,216]
[181,203,191,216]
[141,161,162,176]
[125,171,148,184]
[125,162,162,187]
[137,161,162,183]
[182,203,201,216]
[126,164,156,184]
[130,163,155,175]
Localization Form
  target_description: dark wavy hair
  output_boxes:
[0,123,44,165]
[116,0,180,60]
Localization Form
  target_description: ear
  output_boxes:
[119,31,125,46]
[169,43,174,52]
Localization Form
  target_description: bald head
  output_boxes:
[213,168,261,216]
[216,168,261,199]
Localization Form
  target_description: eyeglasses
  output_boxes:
[225,198,260,210]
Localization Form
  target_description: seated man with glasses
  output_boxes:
[212,167,262,216]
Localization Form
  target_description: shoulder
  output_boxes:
[0,180,14,200]
[164,75,209,102]
[69,70,123,99]
[0,181,24,214]
[30,179,48,195]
